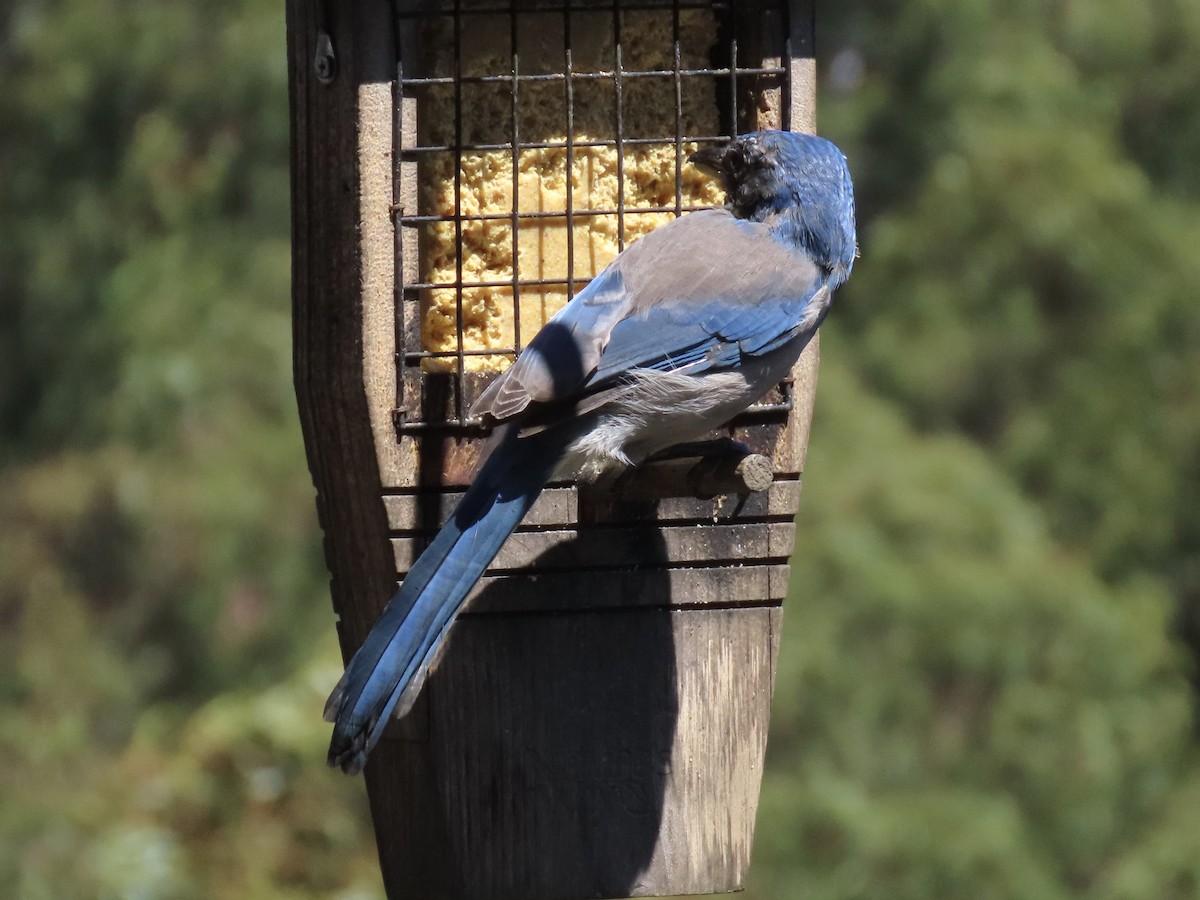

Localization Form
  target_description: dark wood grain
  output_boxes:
[382,479,803,532]
[287,0,398,670]
[391,521,797,572]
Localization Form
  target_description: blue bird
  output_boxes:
[325,130,857,773]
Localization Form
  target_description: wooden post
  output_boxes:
[287,2,817,897]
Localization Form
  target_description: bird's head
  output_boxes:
[690,131,857,286]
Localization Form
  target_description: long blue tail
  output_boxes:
[325,426,565,773]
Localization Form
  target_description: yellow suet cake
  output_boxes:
[418,9,725,371]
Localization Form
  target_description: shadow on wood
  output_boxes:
[363,526,679,900]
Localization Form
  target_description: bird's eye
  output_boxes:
[728,146,748,175]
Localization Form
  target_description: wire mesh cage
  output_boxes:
[392,0,795,436]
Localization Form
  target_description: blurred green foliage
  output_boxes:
[1,0,1197,897]
[0,1,379,895]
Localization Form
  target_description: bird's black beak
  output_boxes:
[689,142,730,176]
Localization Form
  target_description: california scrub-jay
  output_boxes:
[325,131,857,773]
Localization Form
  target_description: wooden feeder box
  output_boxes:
[288,1,817,897]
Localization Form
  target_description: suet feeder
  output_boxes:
[287,1,817,897]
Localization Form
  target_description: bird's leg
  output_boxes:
[576,455,631,488]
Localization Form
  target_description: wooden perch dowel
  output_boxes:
[611,450,775,502]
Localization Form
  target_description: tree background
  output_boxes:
[3,1,1199,897]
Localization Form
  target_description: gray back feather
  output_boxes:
[470,208,820,423]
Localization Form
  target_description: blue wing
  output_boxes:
[585,282,824,385]
[471,208,827,421]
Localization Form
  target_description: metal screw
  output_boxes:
[314,32,336,84]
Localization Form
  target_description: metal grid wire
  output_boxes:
[391,0,794,433]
